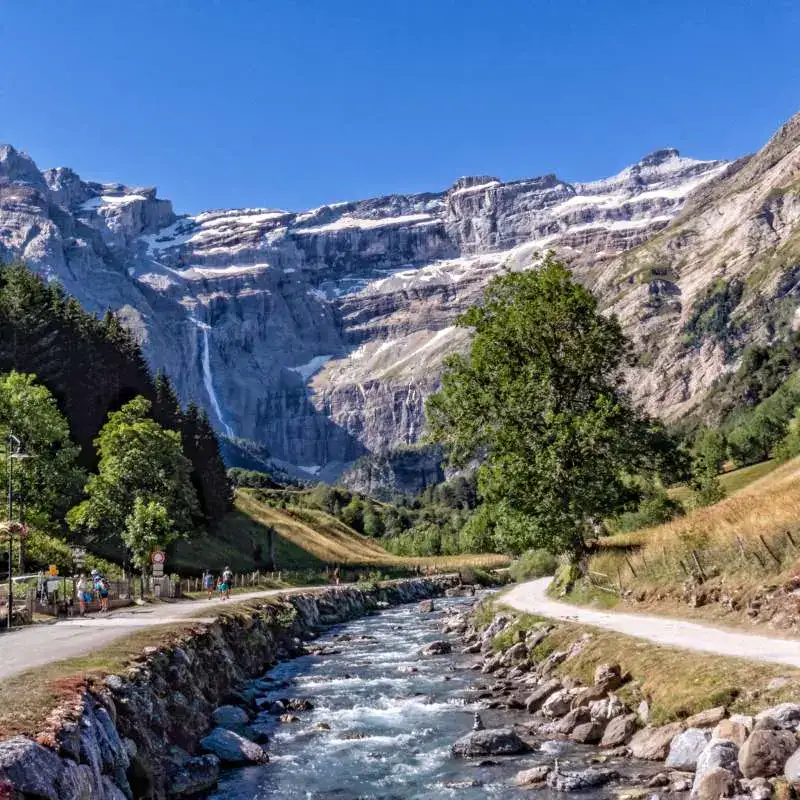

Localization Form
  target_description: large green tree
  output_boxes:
[0,371,83,528]
[68,397,199,560]
[426,256,683,557]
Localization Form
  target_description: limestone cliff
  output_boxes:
[0,138,733,482]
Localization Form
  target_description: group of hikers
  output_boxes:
[75,569,111,616]
[202,566,234,600]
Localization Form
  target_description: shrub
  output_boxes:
[458,566,495,586]
[509,549,558,582]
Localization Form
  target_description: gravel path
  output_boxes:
[0,587,316,680]
[503,577,800,668]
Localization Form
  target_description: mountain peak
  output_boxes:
[638,148,681,167]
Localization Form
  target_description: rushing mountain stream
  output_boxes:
[210,595,649,799]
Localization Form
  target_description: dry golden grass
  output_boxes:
[492,612,800,725]
[235,491,510,570]
[589,457,800,590]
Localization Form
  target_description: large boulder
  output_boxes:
[168,755,220,797]
[692,740,740,798]
[421,640,452,656]
[514,765,551,786]
[686,707,728,728]
[755,704,800,731]
[212,705,251,732]
[628,722,684,760]
[547,767,619,792]
[594,663,623,692]
[589,695,626,723]
[570,721,605,744]
[600,714,638,748]
[571,684,607,708]
[694,768,737,800]
[451,728,529,758]
[199,728,268,766]
[738,729,797,778]
[783,747,800,782]
[554,707,590,736]
[525,679,562,713]
[542,689,574,718]
[713,718,751,746]
[666,728,712,771]
[0,736,65,799]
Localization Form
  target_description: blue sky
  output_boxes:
[1,1,799,213]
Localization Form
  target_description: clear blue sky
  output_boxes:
[1,1,798,214]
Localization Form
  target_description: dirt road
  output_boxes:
[503,577,800,668]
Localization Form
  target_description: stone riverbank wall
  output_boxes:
[0,576,458,800]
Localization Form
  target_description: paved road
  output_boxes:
[503,577,800,669]
[0,587,315,681]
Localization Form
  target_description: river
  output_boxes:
[211,595,647,799]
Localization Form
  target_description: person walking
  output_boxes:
[203,571,215,599]
[221,566,233,600]
[91,569,110,614]
[76,574,92,616]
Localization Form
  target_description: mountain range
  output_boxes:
[1,112,798,489]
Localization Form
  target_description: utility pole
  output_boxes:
[5,434,25,630]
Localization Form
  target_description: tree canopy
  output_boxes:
[0,371,84,528]
[426,255,684,556]
[68,396,200,561]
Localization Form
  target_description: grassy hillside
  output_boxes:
[667,458,779,504]
[589,456,800,592]
[173,489,510,576]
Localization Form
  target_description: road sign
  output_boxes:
[48,564,58,577]
[152,563,164,577]
[151,551,166,565]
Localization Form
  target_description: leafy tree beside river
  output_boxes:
[426,256,686,558]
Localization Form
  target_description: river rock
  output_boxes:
[542,689,575,718]
[168,754,220,797]
[451,728,530,758]
[0,736,65,799]
[480,614,510,652]
[755,703,800,730]
[212,705,251,731]
[738,729,797,778]
[514,765,551,786]
[783,746,800,782]
[199,728,268,766]
[546,767,619,792]
[502,642,528,663]
[555,707,591,735]
[600,714,638,747]
[421,640,452,656]
[525,679,562,713]
[713,719,751,746]
[694,767,737,800]
[570,721,605,744]
[686,707,728,729]
[637,700,650,725]
[666,728,712,771]
[628,722,684,760]
[418,600,435,613]
[571,684,607,708]
[594,663,624,692]
[589,695,626,723]
[692,740,741,798]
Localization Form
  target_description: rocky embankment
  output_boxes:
[443,605,800,799]
[0,577,457,800]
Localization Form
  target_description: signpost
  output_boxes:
[151,551,166,597]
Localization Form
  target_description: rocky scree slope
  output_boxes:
[0,139,731,481]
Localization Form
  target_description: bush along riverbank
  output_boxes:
[444,600,800,799]
[0,576,458,799]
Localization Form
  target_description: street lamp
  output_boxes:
[5,433,30,629]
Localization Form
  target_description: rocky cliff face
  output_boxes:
[0,138,735,482]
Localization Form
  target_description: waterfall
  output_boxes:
[191,316,234,439]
